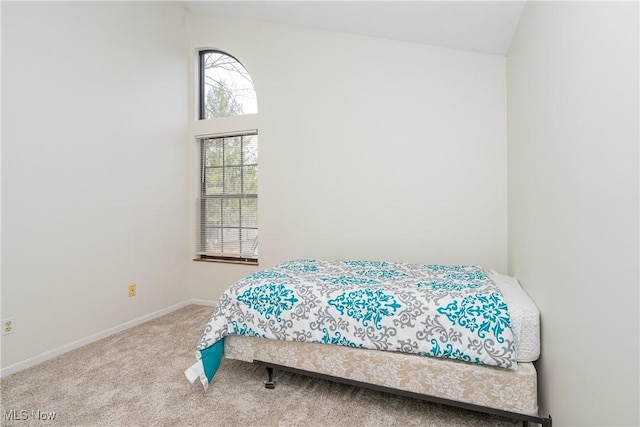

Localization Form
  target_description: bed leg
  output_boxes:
[264,367,275,389]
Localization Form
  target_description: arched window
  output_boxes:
[199,50,258,119]
[196,50,259,263]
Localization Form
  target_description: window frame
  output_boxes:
[196,131,258,264]
[194,48,259,265]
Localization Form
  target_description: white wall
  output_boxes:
[1,2,190,368]
[188,14,509,301]
[507,2,639,425]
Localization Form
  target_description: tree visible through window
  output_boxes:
[200,50,257,119]
[197,50,258,263]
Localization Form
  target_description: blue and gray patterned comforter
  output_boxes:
[190,259,516,388]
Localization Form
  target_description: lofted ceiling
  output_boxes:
[184,1,527,56]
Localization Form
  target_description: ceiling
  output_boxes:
[184,1,527,56]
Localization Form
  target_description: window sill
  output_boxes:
[193,257,259,266]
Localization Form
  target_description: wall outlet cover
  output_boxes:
[2,317,15,335]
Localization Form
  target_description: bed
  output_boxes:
[185,259,551,426]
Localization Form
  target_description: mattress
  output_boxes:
[197,259,519,377]
[489,271,541,362]
[224,335,539,416]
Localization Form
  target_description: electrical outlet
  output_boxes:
[2,318,15,335]
[128,284,136,297]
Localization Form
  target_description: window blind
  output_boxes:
[197,132,258,261]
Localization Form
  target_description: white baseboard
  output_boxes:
[188,298,217,307]
[0,299,217,378]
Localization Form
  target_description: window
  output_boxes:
[197,132,258,262]
[196,50,258,263]
[199,50,258,119]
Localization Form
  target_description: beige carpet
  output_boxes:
[1,304,518,426]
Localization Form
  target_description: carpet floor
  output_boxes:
[1,304,519,426]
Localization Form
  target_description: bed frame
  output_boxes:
[255,361,551,427]
[224,335,551,427]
